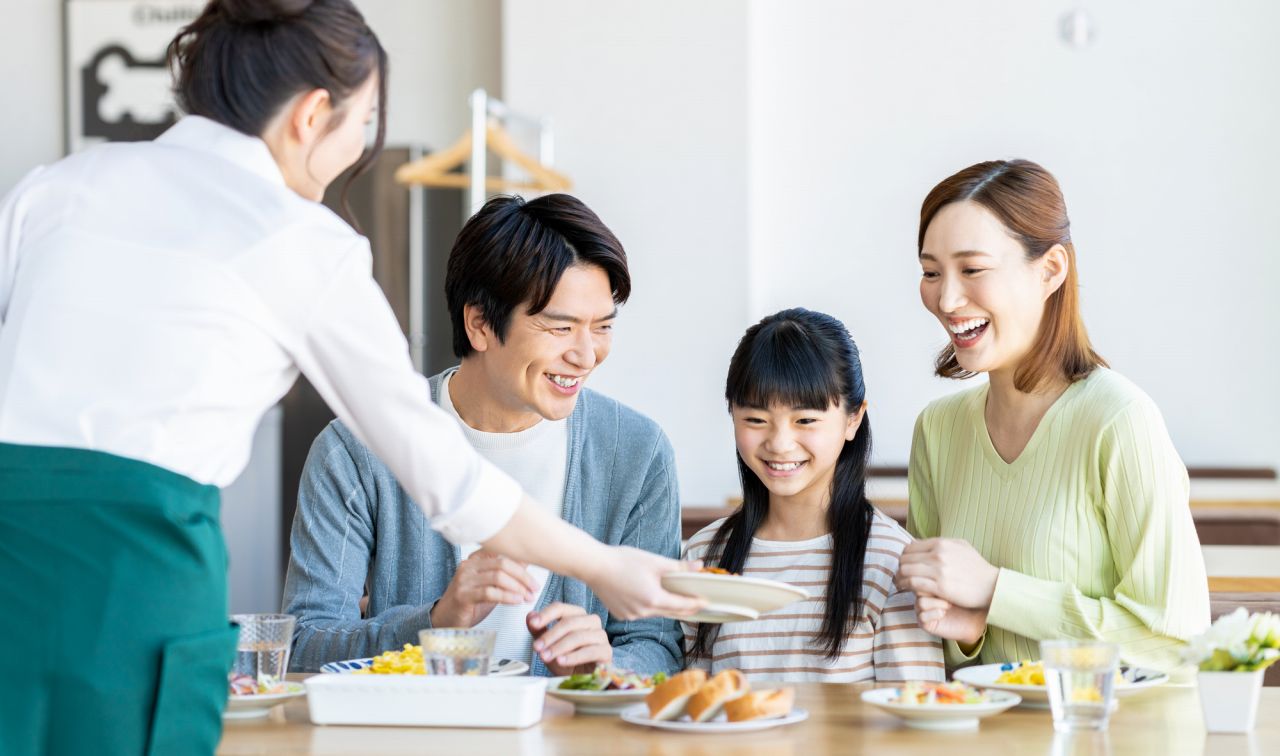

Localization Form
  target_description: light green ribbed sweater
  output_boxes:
[907,368,1210,674]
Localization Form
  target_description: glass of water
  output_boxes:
[231,613,296,694]
[418,628,496,676]
[1041,640,1120,732]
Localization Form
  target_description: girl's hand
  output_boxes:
[896,537,999,609]
[916,594,988,645]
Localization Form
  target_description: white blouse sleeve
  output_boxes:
[0,167,43,325]
[287,240,523,545]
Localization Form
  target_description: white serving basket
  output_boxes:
[304,674,548,728]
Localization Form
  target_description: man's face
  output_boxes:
[472,264,617,422]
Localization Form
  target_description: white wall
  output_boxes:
[358,0,501,148]
[0,1,63,193]
[506,1,1280,507]
[749,0,1280,474]
[503,0,751,506]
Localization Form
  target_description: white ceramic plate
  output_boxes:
[952,663,1169,708]
[224,681,306,719]
[619,703,809,733]
[860,687,1021,730]
[318,657,529,676]
[662,572,809,624]
[545,677,653,714]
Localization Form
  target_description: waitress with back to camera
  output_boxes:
[0,2,700,754]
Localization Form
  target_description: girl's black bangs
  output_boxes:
[727,321,846,411]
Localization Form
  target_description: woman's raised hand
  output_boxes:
[896,537,1000,610]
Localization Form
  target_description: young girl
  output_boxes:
[683,308,943,683]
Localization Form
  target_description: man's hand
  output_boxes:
[895,537,1000,610]
[526,603,613,675]
[915,594,988,646]
[430,550,539,628]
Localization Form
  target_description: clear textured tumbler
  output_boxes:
[1041,640,1120,732]
[231,613,296,693]
[418,628,496,676]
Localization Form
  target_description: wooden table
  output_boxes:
[217,679,1280,755]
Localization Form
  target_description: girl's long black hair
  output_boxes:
[691,308,873,661]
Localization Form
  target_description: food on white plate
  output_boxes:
[995,660,1124,686]
[724,687,796,722]
[687,669,749,722]
[645,669,708,720]
[227,673,285,696]
[644,667,795,724]
[892,681,989,705]
[557,665,668,691]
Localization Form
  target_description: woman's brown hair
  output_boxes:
[918,159,1106,392]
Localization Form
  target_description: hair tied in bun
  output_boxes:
[217,0,315,24]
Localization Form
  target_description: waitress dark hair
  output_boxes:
[692,308,874,661]
[167,0,388,218]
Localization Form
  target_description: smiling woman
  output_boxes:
[899,160,1211,677]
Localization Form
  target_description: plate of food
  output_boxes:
[620,668,808,733]
[225,675,306,719]
[318,643,529,677]
[547,665,668,714]
[952,661,1168,708]
[861,682,1020,730]
[662,568,809,624]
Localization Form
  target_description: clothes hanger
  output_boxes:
[394,119,572,192]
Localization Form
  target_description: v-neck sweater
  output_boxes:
[906,368,1210,674]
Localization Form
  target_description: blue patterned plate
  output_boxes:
[319,657,529,676]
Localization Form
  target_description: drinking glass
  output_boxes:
[231,613,296,694]
[1041,640,1120,732]
[418,628,496,676]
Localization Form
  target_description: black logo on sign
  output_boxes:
[80,44,177,142]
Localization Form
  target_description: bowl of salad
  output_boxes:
[861,681,1020,730]
[546,665,669,715]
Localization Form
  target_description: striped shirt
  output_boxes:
[908,368,1210,674]
[681,510,944,683]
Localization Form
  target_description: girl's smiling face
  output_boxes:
[732,400,864,509]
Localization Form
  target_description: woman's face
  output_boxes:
[732,400,863,509]
[919,201,1059,377]
[305,73,379,196]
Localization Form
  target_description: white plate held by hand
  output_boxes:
[619,703,809,732]
[662,572,809,624]
[861,688,1020,730]
[545,677,652,714]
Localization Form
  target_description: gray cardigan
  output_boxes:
[283,368,684,675]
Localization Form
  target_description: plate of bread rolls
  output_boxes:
[620,669,808,732]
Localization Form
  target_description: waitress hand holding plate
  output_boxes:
[0,2,698,754]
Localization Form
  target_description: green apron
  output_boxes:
[0,443,240,756]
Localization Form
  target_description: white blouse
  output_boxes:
[0,116,520,545]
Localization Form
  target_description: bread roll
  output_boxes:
[686,669,750,722]
[645,669,707,720]
[724,687,795,722]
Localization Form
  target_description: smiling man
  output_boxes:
[283,194,683,677]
